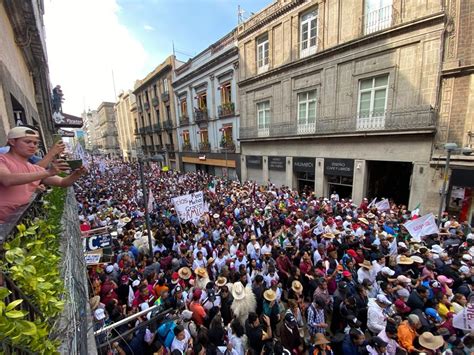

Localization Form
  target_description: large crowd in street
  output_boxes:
[78,159,474,355]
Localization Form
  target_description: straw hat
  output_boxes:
[411,255,424,264]
[313,333,330,345]
[291,280,303,295]
[195,267,208,278]
[231,282,246,300]
[263,289,277,302]
[178,267,192,280]
[322,233,335,239]
[418,332,444,350]
[121,217,131,223]
[398,255,414,265]
[359,260,372,269]
[89,296,100,311]
[358,218,369,225]
[216,276,227,287]
[207,257,215,266]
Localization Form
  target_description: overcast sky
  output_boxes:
[44,0,271,116]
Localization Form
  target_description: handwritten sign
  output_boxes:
[403,213,439,242]
[85,251,103,265]
[172,191,206,223]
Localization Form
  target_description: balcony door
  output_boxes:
[364,0,393,34]
[357,75,389,131]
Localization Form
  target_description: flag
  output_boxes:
[367,197,377,209]
[403,213,439,242]
[411,203,421,218]
[147,189,155,211]
[453,303,474,330]
[375,199,390,211]
[208,180,216,194]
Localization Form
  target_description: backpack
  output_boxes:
[157,320,176,349]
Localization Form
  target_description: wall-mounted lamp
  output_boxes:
[356,163,361,170]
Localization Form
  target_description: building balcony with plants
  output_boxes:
[0,188,91,354]
[218,102,235,118]
[181,141,192,151]
[199,141,211,152]
[194,108,208,123]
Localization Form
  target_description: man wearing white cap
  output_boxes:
[367,294,392,335]
[0,126,87,222]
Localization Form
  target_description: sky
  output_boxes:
[44,0,272,116]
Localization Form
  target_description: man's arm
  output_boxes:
[42,167,87,187]
[0,165,55,187]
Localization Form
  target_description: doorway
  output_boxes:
[367,161,413,205]
[296,171,315,194]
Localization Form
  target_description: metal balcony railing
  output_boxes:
[240,106,437,140]
[165,144,175,152]
[218,102,235,118]
[161,92,169,102]
[144,126,153,134]
[179,116,190,126]
[182,142,192,151]
[138,127,146,134]
[152,97,159,107]
[194,108,208,123]
[220,140,236,152]
[199,141,211,152]
[152,122,162,132]
[164,120,173,130]
[144,102,150,111]
[362,5,399,35]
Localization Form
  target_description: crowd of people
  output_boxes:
[78,158,474,355]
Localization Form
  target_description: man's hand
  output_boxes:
[50,141,65,156]
[46,162,61,176]
[263,315,270,325]
[70,166,88,177]
[36,184,47,193]
[53,159,71,172]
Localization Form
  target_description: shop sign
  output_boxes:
[293,157,315,173]
[246,155,262,169]
[83,233,111,252]
[268,156,286,171]
[324,158,354,177]
[58,128,75,137]
[53,112,83,128]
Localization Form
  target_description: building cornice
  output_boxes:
[172,47,238,88]
[238,12,445,87]
[134,57,174,93]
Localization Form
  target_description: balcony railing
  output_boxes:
[144,126,153,134]
[152,122,162,132]
[199,141,211,152]
[144,102,150,111]
[165,144,175,152]
[179,116,190,126]
[362,5,399,35]
[155,145,164,152]
[134,128,139,135]
[297,121,316,135]
[240,106,436,140]
[194,108,208,123]
[182,142,192,151]
[220,140,236,152]
[138,105,143,113]
[139,127,146,134]
[161,92,169,102]
[164,120,173,130]
[218,102,235,118]
[152,97,159,107]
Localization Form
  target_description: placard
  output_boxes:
[268,156,286,171]
[83,234,112,252]
[171,191,207,223]
[85,250,103,265]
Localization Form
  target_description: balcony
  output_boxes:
[152,122,162,132]
[144,102,150,111]
[138,105,143,113]
[199,141,211,152]
[144,126,153,134]
[134,128,139,135]
[194,108,208,123]
[155,145,164,152]
[218,102,235,118]
[362,5,399,35]
[165,143,175,152]
[164,120,173,131]
[139,127,146,135]
[220,139,236,152]
[152,97,159,107]
[179,116,190,126]
[161,92,169,102]
[182,141,192,151]
[0,189,92,353]
[240,106,437,140]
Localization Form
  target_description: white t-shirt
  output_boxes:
[171,329,191,353]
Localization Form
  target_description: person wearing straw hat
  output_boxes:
[309,333,333,355]
[418,331,444,352]
[231,281,256,326]
[357,260,374,283]
[263,289,280,331]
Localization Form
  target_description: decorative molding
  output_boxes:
[446,0,458,59]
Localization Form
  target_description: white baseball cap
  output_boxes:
[7,126,39,139]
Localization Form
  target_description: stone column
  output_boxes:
[352,159,367,205]
[315,158,325,197]
[409,162,430,212]
[241,155,248,182]
[286,157,293,188]
[263,156,269,185]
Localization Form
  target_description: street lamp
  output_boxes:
[437,143,473,226]
[219,127,228,179]
[135,136,154,257]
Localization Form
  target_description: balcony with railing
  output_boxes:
[152,97,159,107]
[0,189,92,354]
[164,119,173,131]
[199,141,211,152]
[182,141,192,151]
[144,102,150,111]
[240,106,437,140]
[179,115,190,126]
[218,102,235,118]
[361,5,399,35]
[194,108,209,123]
[161,92,169,102]
[139,127,146,135]
[165,143,175,152]
[155,144,164,152]
[152,122,162,132]
[144,125,153,134]
[220,139,236,152]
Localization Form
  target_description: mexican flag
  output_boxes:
[208,180,216,194]
[411,203,421,218]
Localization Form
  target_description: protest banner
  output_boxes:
[171,191,206,223]
[375,198,390,211]
[453,303,474,330]
[85,250,103,265]
[83,233,112,252]
[403,213,439,242]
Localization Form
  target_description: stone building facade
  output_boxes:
[172,30,241,179]
[115,90,137,161]
[0,0,55,150]
[237,0,469,218]
[96,102,120,157]
[134,56,182,169]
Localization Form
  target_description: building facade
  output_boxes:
[96,102,120,157]
[0,0,55,150]
[134,56,181,169]
[237,0,451,215]
[115,90,137,161]
[82,109,98,151]
[173,31,240,179]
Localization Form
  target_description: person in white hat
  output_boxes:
[0,126,87,222]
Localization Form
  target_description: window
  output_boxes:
[220,82,232,104]
[180,99,188,118]
[297,90,317,124]
[200,129,209,143]
[358,75,389,118]
[300,8,318,57]
[165,105,171,121]
[163,78,169,93]
[198,93,207,111]
[364,0,393,34]
[257,34,269,73]
[153,84,157,98]
[257,101,270,130]
[183,130,190,143]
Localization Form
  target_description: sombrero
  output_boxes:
[263,289,277,302]
[178,267,192,280]
[358,260,372,269]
